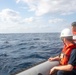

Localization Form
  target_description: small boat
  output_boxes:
[15,61,59,75]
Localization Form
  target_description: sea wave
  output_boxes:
[0,33,62,75]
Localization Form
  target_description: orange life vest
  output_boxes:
[59,43,76,66]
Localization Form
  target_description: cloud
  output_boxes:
[61,12,74,15]
[0,8,20,23]
[0,8,35,24]
[49,18,64,24]
[16,0,76,16]
[0,8,69,33]
[0,8,42,33]
[23,17,34,23]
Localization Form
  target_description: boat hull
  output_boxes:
[16,61,59,75]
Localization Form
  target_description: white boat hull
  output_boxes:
[16,61,59,75]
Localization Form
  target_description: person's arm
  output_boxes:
[48,55,60,61]
[50,64,73,74]
[53,64,73,71]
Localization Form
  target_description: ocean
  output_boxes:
[0,33,63,75]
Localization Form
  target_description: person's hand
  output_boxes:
[50,67,57,75]
[48,56,60,61]
[48,57,56,61]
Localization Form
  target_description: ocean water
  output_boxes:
[0,33,63,75]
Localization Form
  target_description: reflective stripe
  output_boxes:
[73,35,76,43]
[73,35,76,40]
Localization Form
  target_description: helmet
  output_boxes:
[60,28,73,37]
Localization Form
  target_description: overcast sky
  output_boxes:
[0,0,76,33]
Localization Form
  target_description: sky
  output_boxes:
[0,0,76,33]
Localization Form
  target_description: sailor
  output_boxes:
[49,28,76,75]
[71,22,76,43]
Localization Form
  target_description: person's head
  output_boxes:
[71,22,76,32]
[60,28,73,44]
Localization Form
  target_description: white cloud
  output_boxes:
[0,8,20,23]
[49,18,64,24]
[0,8,45,33]
[0,8,69,33]
[61,12,74,15]
[23,17,34,23]
[16,0,76,16]
[0,8,35,24]
[16,0,21,3]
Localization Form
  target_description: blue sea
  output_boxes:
[0,33,63,75]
